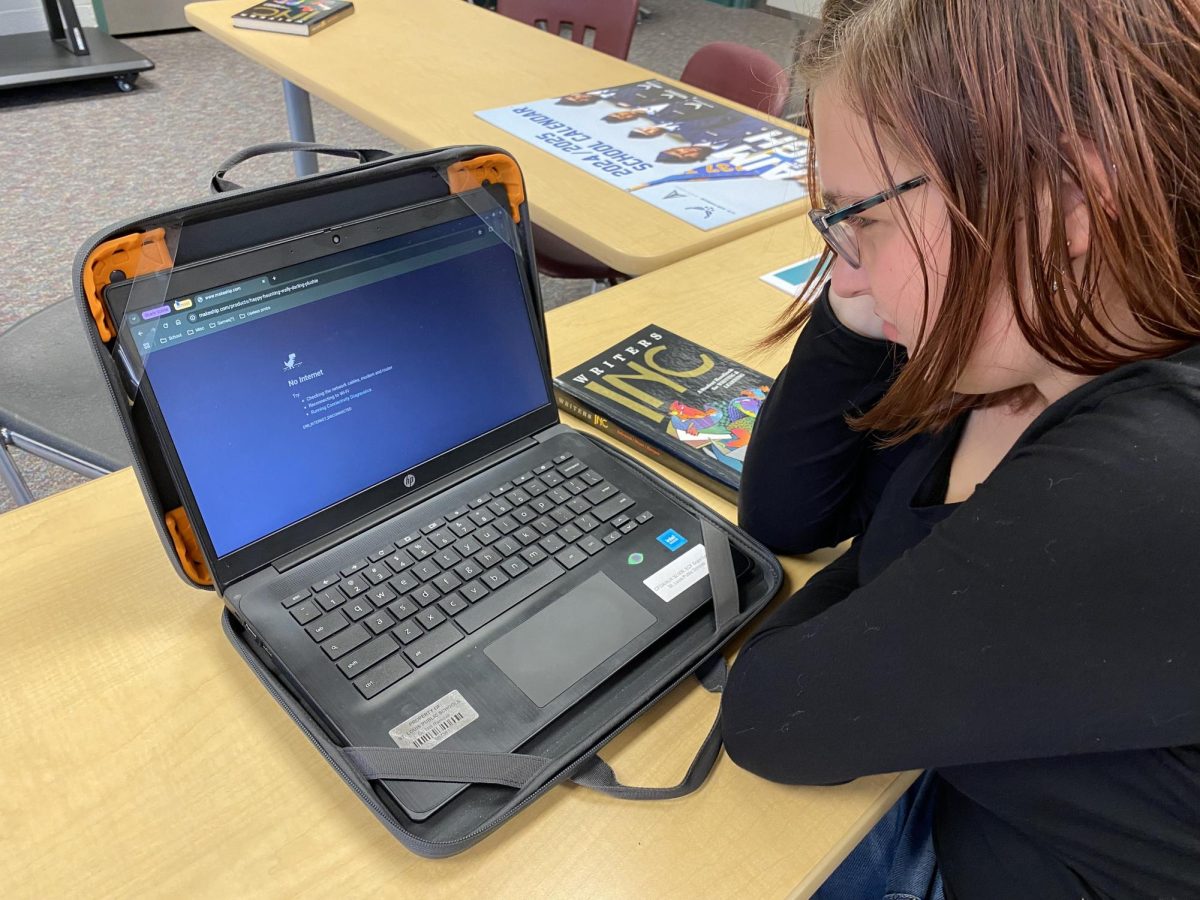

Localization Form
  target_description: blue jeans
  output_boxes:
[812,772,945,900]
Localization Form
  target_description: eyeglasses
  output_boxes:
[808,175,929,269]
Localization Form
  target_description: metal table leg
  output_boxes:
[283,79,318,176]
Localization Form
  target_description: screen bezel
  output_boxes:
[103,189,559,588]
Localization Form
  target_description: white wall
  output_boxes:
[0,1,97,35]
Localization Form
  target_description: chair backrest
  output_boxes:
[496,0,639,60]
[680,41,791,118]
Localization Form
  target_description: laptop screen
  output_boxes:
[117,198,552,559]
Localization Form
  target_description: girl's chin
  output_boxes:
[882,321,901,343]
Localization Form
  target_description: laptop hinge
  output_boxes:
[272,436,540,573]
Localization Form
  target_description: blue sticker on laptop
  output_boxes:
[656,529,687,552]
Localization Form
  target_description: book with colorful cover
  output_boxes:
[231,0,354,35]
[477,79,808,230]
[553,326,774,501]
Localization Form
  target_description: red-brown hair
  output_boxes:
[769,0,1200,440]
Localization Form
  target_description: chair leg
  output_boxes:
[0,431,35,506]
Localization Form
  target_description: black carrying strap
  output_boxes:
[343,522,740,799]
[210,141,392,193]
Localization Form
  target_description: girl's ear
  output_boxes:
[1061,136,1117,261]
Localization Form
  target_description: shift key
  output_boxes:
[591,494,635,522]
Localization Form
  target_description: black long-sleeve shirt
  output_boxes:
[722,286,1200,898]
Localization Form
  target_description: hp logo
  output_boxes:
[403,474,416,488]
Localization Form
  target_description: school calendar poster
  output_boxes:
[476,79,808,230]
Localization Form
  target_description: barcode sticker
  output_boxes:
[389,689,480,750]
[643,543,709,602]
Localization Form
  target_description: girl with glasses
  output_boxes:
[721,1,1200,897]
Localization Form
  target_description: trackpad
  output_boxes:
[485,572,656,708]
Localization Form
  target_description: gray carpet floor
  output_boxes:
[0,0,803,512]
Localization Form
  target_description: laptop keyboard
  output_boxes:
[280,452,655,701]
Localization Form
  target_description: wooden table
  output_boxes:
[0,218,913,898]
[184,0,809,276]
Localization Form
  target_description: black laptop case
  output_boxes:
[71,143,784,857]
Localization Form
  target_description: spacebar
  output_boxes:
[457,562,566,634]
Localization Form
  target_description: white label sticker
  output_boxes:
[388,689,479,750]
[643,543,709,602]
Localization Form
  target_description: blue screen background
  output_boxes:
[145,238,550,556]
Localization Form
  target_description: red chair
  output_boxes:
[681,41,791,118]
[496,0,640,60]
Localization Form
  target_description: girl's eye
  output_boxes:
[844,215,873,230]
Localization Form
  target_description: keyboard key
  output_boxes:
[468,494,490,509]
[368,585,397,607]
[459,579,489,602]
[395,531,420,548]
[620,521,638,534]
[364,564,391,585]
[437,593,470,616]
[474,546,503,568]
[409,584,442,607]
[603,530,622,544]
[395,618,424,644]
[504,487,531,507]
[412,560,442,582]
[456,561,566,635]
[552,452,572,464]
[339,575,369,597]
[385,550,413,573]
[487,498,513,516]
[592,494,635,522]
[340,559,368,577]
[475,525,501,545]
[563,478,588,496]
[635,510,655,524]
[305,610,348,641]
[420,518,446,534]
[481,567,510,590]
[532,516,557,535]
[576,513,600,533]
[513,506,537,524]
[282,589,311,608]
[540,470,565,487]
[429,528,456,548]
[368,547,393,562]
[611,514,631,529]
[579,535,606,555]
[431,572,462,593]
[524,478,548,496]
[388,571,420,594]
[454,559,484,580]
[566,496,591,515]
[386,597,418,620]
[315,587,344,611]
[417,606,446,629]
[557,459,586,477]
[494,536,521,557]
[520,545,549,566]
[501,557,529,577]
[449,518,475,537]
[338,635,399,678]
[353,652,412,699]
[453,536,484,557]
[580,470,603,486]
[448,505,470,520]
[468,508,495,526]
[584,482,618,504]
[539,534,567,554]
[311,574,339,593]
[512,471,534,485]
[530,497,555,515]
[557,524,584,543]
[491,481,515,497]
[550,506,574,525]
[514,526,540,546]
[404,623,464,667]
[344,598,374,621]
[493,515,519,535]
[554,546,589,569]
[321,624,370,660]
[533,460,554,474]
[408,539,435,560]
[364,610,396,634]
[434,548,462,568]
